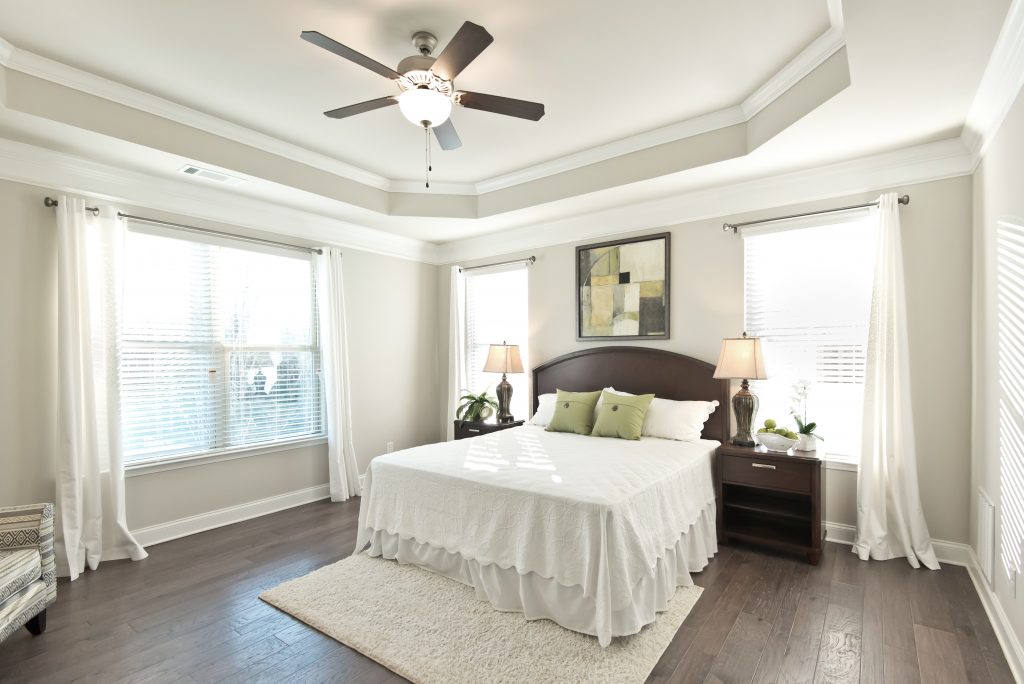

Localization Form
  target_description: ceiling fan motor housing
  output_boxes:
[396,54,437,76]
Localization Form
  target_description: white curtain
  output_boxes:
[56,196,147,580]
[315,247,361,501]
[446,266,468,441]
[854,192,939,569]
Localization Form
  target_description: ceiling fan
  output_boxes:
[300,21,546,153]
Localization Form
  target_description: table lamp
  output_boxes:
[713,332,768,446]
[484,341,524,424]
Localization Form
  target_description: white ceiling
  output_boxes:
[0,0,830,183]
[0,0,1013,246]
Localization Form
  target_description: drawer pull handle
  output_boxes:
[468,428,480,433]
[751,463,776,470]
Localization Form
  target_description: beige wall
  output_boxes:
[439,176,973,541]
[0,179,58,507]
[0,178,439,532]
[973,86,1024,645]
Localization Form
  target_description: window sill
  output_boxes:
[823,457,858,472]
[125,435,328,477]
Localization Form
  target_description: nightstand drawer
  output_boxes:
[454,420,525,440]
[721,454,810,493]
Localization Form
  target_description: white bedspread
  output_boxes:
[355,425,718,644]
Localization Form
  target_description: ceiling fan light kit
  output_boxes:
[398,88,452,128]
[300,20,545,186]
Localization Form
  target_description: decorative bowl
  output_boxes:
[757,432,799,452]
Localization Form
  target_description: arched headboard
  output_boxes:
[532,346,731,443]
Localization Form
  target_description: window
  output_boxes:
[743,215,877,461]
[121,225,323,464]
[463,266,529,419]
[997,220,1024,579]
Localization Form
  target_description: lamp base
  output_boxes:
[495,374,515,424]
[730,379,759,447]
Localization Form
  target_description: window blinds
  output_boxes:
[464,265,529,419]
[121,226,323,463]
[743,217,877,459]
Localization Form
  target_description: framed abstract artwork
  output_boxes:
[576,232,670,340]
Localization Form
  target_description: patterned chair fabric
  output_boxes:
[0,503,56,643]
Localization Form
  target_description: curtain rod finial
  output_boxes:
[898,194,910,205]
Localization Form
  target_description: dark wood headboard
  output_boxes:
[532,346,731,443]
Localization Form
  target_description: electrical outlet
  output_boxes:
[386,441,394,453]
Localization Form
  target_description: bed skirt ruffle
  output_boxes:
[364,499,718,645]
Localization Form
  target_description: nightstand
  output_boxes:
[715,443,826,565]
[453,419,525,440]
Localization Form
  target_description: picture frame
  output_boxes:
[576,232,670,341]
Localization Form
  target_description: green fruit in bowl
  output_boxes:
[764,419,777,430]
[757,428,768,433]
[786,431,798,439]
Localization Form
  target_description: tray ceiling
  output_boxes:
[0,0,830,183]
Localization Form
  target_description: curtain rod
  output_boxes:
[117,213,323,255]
[43,196,100,216]
[722,194,910,233]
[44,197,323,255]
[460,256,536,272]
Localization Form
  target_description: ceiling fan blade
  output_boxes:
[456,91,545,121]
[431,21,493,81]
[301,30,402,81]
[433,119,462,150]
[324,96,397,119]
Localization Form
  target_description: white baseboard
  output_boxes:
[824,520,1024,682]
[964,547,1024,684]
[824,521,973,566]
[131,483,331,547]
[825,521,857,546]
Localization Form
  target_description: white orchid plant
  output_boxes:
[790,379,823,441]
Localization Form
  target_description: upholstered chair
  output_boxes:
[0,503,56,643]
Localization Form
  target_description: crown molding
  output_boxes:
[388,178,477,195]
[0,137,441,263]
[477,10,847,194]
[474,107,748,194]
[742,0,844,119]
[438,137,974,264]
[962,0,1024,164]
[0,130,973,269]
[0,5,846,199]
[0,38,398,192]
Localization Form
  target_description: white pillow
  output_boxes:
[600,387,718,441]
[530,393,557,426]
[645,397,719,442]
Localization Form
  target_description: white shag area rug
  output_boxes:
[260,553,702,684]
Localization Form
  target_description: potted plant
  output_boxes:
[791,380,824,452]
[456,389,498,423]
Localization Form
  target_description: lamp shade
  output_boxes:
[713,334,767,380]
[483,343,524,374]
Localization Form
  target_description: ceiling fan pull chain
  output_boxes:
[424,126,430,189]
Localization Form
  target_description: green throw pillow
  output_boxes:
[591,390,655,440]
[546,389,602,435]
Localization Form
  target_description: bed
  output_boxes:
[355,347,730,646]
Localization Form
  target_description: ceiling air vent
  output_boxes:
[177,164,245,186]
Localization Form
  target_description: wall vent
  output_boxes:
[979,487,996,588]
[177,164,245,186]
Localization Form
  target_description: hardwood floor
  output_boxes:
[0,499,1013,683]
